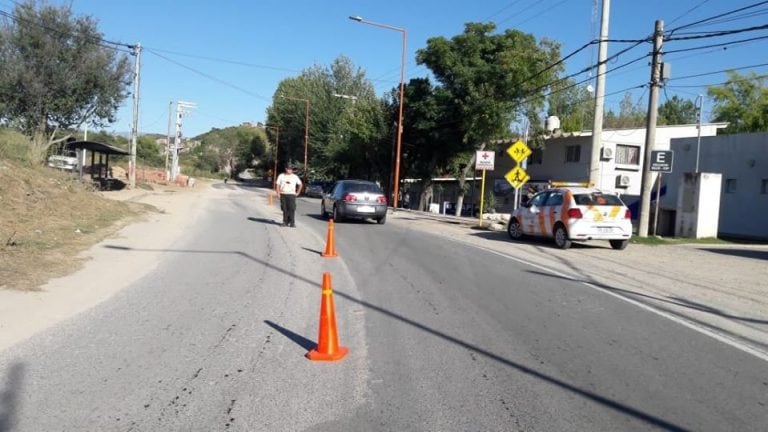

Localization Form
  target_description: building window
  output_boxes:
[565,145,581,163]
[616,144,641,165]
[529,148,543,165]
[761,179,768,194]
[725,179,737,194]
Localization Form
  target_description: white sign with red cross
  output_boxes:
[475,150,495,171]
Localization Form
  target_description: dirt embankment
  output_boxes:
[0,160,144,291]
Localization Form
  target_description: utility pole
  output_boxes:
[129,43,142,189]
[638,20,664,237]
[165,101,173,178]
[170,100,197,181]
[588,0,610,188]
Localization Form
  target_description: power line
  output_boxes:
[145,49,272,102]
[666,23,768,41]
[483,0,528,21]
[667,62,768,81]
[670,9,768,34]
[0,7,132,52]
[664,34,768,54]
[666,72,768,88]
[668,0,713,26]
[667,0,768,34]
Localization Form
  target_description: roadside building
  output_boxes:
[661,132,768,240]
[488,123,727,215]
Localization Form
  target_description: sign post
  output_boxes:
[505,140,532,210]
[475,150,495,227]
[650,150,673,236]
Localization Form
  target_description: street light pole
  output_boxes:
[280,96,310,184]
[349,15,407,209]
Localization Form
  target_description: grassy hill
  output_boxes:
[0,130,142,290]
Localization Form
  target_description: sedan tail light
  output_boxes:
[567,208,583,219]
[343,194,357,202]
[377,196,387,205]
[624,209,632,219]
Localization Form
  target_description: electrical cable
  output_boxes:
[667,1,768,34]
[668,0,713,26]
[666,23,768,41]
[664,34,768,54]
[0,8,132,52]
[145,48,272,102]
[667,62,768,81]
[666,72,768,88]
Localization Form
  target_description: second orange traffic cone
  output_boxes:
[306,272,349,361]
[321,219,338,258]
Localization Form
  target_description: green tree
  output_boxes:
[266,55,388,182]
[416,22,561,215]
[547,80,594,132]
[0,0,131,162]
[708,71,768,134]
[658,95,697,125]
[136,136,164,167]
[604,92,646,129]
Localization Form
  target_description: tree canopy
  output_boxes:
[658,95,697,126]
[0,0,131,162]
[708,71,768,134]
[414,22,561,214]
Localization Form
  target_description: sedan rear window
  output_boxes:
[344,182,382,194]
[573,193,624,206]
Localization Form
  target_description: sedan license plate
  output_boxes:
[597,227,613,233]
[358,206,375,213]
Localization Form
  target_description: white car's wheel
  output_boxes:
[507,218,523,240]
[553,224,572,249]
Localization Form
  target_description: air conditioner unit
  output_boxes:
[601,146,615,159]
[616,175,631,187]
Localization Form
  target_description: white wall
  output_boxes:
[666,132,768,239]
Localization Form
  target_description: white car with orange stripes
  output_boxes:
[506,187,633,250]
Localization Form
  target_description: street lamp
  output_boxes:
[259,124,280,188]
[280,95,310,183]
[349,15,407,209]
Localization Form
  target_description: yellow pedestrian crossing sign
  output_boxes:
[505,166,530,189]
[506,140,532,163]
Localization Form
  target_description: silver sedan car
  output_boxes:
[321,180,388,224]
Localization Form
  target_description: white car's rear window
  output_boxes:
[573,193,623,206]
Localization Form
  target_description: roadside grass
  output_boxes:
[630,236,730,246]
[0,158,147,291]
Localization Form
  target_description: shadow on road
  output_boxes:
[0,362,25,432]
[246,217,281,226]
[264,320,316,351]
[526,268,768,350]
[700,248,768,261]
[469,230,610,249]
[103,243,689,431]
[301,247,323,256]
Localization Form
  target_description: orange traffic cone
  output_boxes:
[267,193,274,206]
[306,273,349,361]
[321,219,338,258]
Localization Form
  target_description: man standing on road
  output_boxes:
[275,165,303,227]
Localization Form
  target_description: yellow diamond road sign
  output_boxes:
[505,166,530,189]
[506,140,532,163]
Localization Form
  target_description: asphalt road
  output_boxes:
[1,185,767,431]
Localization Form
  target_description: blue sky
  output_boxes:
[3,0,766,136]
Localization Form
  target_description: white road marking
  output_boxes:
[441,235,768,363]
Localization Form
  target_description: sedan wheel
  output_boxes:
[332,205,343,223]
[553,224,572,249]
[507,218,523,240]
[609,239,629,250]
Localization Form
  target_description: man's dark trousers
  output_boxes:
[281,194,297,226]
